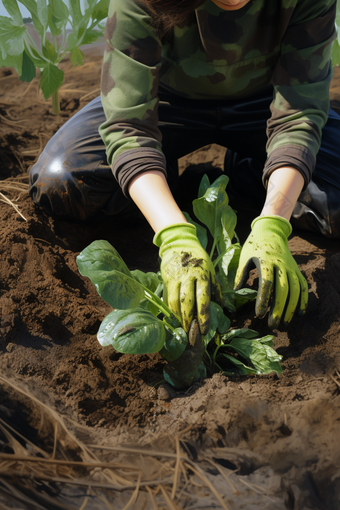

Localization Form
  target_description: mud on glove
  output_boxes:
[154,223,221,335]
[234,215,308,329]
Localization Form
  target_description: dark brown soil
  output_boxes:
[1,50,340,509]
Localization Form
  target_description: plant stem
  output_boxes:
[52,91,60,115]
[139,283,181,323]
[209,238,217,260]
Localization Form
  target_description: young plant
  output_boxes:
[76,175,282,389]
[0,0,109,114]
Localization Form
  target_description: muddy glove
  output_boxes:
[154,223,219,335]
[234,215,308,329]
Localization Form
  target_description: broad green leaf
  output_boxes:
[198,174,210,198]
[42,39,58,63]
[67,0,83,30]
[222,328,260,341]
[3,0,23,25]
[203,301,230,345]
[18,0,44,36]
[98,307,166,354]
[182,211,208,251]
[0,52,22,74]
[19,49,36,81]
[37,0,48,32]
[219,287,237,313]
[234,288,257,310]
[0,19,26,57]
[49,0,69,21]
[40,62,64,99]
[217,353,256,375]
[69,47,85,67]
[193,174,230,240]
[48,11,64,38]
[80,29,101,45]
[159,326,188,362]
[228,337,282,374]
[91,0,110,22]
[76,240,144,309]
[65,32,79,51]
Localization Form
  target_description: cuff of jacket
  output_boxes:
[262,145,316,191]
[112,148,167,198]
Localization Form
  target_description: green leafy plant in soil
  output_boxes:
[0,0,109,114]
[76,175,282,389]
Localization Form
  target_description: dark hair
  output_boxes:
[138,0,206,32]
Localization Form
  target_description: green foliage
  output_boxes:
[0,0,109,113]
[98,307,166,354]
[76,175,283,389]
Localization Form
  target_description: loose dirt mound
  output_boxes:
[1,55,340,509]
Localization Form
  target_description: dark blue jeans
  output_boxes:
[29,86,340,237]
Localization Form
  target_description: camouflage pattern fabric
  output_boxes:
[99,0,336,193]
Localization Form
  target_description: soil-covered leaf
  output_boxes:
[97,307,166,354]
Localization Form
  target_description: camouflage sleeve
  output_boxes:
[99,0,166,196]
[263,0,337,189]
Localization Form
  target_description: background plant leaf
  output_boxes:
[19,49,36,81]
[91,0,110,22]
[40,62,64,99]
[70,47,85,67]
[3,0,23,25]
[49,0,70,21]
[198,174,210,198]
[18,0,44,36]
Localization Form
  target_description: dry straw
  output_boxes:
[0,373,255,510]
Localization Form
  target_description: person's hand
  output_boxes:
[154,223,220,335]
[234,215,308,329]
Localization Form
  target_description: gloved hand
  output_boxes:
[234,215,308,329]
[154,223,220,335]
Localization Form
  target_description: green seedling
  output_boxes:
[76,175,283,388]
[0,0,109,114]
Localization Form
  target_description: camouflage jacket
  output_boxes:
[99,0,336,196]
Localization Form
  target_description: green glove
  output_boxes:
[234,215,308,329]
[154,223,219,335]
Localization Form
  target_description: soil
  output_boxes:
[1,48,340,509]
